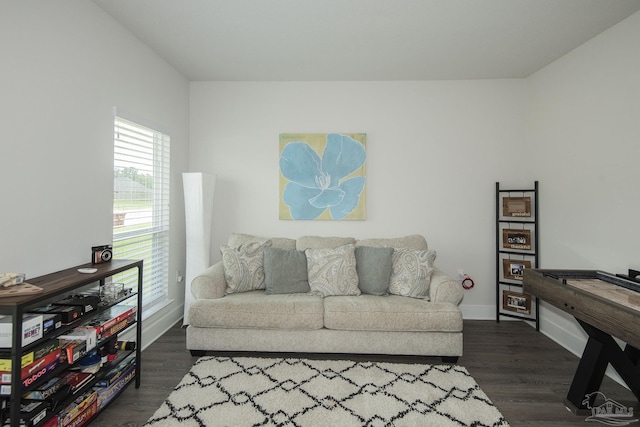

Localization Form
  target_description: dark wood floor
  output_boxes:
[90,320,636,426]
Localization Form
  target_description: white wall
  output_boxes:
[0,1,190,346]
[2,0,637,357]
[527,11,640,356]
[189,11,640,330]
[189,79,528,316]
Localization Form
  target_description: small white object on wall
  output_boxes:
[182,172,216,324]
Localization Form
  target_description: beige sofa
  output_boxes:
[186,234,464,362]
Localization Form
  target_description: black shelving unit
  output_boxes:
[496,181,539,330]
[0,259,143,427]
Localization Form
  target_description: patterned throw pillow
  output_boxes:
[221,240,272,294]
[305,244,360,297]
[389,249,437,299]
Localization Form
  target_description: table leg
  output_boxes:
[565,326,609,412]
[565,319,640,413]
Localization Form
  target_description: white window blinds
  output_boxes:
[113,116,170,315]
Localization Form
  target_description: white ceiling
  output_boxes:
[93,0,640,81]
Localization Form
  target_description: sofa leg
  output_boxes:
[441,356,459,364]
[190,350,206,357]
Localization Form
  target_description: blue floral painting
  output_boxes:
[279,133,366,220]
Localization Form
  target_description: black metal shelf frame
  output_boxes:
[0,259,143,427]
[496,181,540,330]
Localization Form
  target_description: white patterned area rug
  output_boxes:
[144,356,509,427]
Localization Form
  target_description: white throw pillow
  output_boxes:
[389,249,436,299]
[305,244,360,297]
[221,240,272,294]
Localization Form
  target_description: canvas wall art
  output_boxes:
[279,133,366,220]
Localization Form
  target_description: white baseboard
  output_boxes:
[460,304,495,320]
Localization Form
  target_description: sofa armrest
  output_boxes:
[429,267,463,304]
[191,261,227,300]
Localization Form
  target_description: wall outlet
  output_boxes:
[177,270,184,284]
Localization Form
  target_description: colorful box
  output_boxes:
[59,390,97,427]
[0,348,61,384]
[94,364,135,410]
[1,400,48,427]
[58,328,97,353]
[0,314,43,347]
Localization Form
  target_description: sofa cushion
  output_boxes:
[221,240,272,294]
[324,295,462,332]
[189,291,324,330]
[263,247,310,294]
[388,249,436,299]
[297,236,356,250]
[356,234,428,251]
[355,246,393,295]
[305,244,361,297]
[229,233,296,250]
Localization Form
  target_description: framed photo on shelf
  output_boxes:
[502,258,532,281]
[502,196,531,217]
[502,290,532,315]
[502,228,532,250]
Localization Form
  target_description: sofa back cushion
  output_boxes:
[263,247,310,294]
[356,234,428,251]
[229,233,296,250]
[297,236,356,250]
[355,246,393,296]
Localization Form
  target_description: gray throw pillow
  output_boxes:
[263,247,310,294]
[355,246,393,295]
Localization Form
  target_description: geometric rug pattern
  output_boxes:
[144,356,510,426]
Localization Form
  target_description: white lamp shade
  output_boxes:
[182,172,216,324]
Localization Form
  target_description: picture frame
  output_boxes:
[502,258,532,281]
[502,196,531,217]
[502,290,532,315]
[279,133,366,221]
[502,229,532,250]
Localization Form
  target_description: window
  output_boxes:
[113,116,170,316]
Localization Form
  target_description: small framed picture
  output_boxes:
[502,258,532,280]
[502,196,532,217]
[502,290,532,315]
[502,229,532,250]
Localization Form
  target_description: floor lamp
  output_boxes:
[182,172,216,324]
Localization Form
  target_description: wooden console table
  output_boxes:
[523,268,640,413]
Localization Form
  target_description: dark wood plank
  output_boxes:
[89,320,636,426]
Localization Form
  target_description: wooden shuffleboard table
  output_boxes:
[523,268,640,413]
